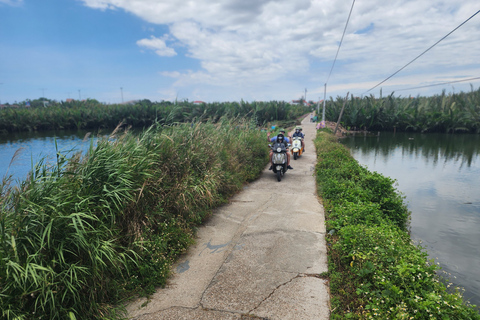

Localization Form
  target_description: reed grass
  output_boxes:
[0,117,269,319]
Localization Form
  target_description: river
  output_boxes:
[340,131,480,309]
[0,130,99,184]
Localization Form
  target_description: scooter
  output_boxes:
[291,136,304,160]
[269,142,289,181]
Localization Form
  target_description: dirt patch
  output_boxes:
[318,121,372,138]
[320,121,349,138]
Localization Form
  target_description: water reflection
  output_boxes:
[341,132,480,308]
[348,132,480,168]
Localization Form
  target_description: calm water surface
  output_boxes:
[341,132,480,308]
[0,130,99,183]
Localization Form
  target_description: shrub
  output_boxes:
[315,129,479,319]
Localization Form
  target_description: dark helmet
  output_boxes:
[277,133,284,142]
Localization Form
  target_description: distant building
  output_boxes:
[290,100,312,106]
[121,100,140,105]
[193,100,206,105]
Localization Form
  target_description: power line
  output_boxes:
[364,9,480,95]
[395,76,480,92]
[325,0,356,85]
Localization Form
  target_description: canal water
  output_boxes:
[340,132,480,308]
[0,130,100,184]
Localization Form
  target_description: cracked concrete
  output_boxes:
[127,116,330,319]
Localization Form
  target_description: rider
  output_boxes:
[267,129,293,170]
[292,126,305,152]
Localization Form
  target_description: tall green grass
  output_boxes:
[315,130,479,319]
[0,118,269,319]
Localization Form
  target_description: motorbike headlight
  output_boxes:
[276,147,282,152]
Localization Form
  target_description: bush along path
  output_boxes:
[0,118,269,320]
[314,130,480,319]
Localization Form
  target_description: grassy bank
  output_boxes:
[314,130,480,319]
[0,118,269,319]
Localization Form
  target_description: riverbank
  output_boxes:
[315,130,480,319]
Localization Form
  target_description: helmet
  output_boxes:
[277,133,284,142]
[279,129,286,134]
[298,126,302,131]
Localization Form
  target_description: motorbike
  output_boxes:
[291,136,304,160]
[269,142,289,181]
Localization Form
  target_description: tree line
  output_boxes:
[0,99,311,133]
[324,86,480,133]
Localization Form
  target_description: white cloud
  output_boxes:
[136,36,176,57]
[81,0,480,101]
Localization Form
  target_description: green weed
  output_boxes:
[315,130,479,319]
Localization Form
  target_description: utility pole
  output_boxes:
[40,88,46,98]
[322,83,326,127]
[334,92,349,135]
[78,90,81,100]
[304,88,307,103]
[120,87,124,103]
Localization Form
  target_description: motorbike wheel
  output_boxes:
[293,152,298,160]
[277,170,282,182]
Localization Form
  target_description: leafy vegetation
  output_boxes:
[0,117,269,319]
[325,86,480,133]
[314,130,480,319]
[0,99,311,133]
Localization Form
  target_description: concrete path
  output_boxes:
[127,116,330,319]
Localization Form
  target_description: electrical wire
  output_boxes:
[325,0,356,85]
[363,9,480,95]
[395,76,480,92]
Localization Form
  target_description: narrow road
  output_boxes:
[127,116,330,319]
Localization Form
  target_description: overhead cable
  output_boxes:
[363,9,480,94]
[325,0,356,85]
[395,76,480,92]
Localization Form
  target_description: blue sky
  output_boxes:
[1,0,479,104]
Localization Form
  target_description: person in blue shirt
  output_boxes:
[267,129,293,170]
[292,126,305,152]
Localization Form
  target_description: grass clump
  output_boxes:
[314,130,479,319]
[0,118,269,319]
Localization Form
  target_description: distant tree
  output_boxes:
[139,99,153,107]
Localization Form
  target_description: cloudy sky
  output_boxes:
[1,0,479,104]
